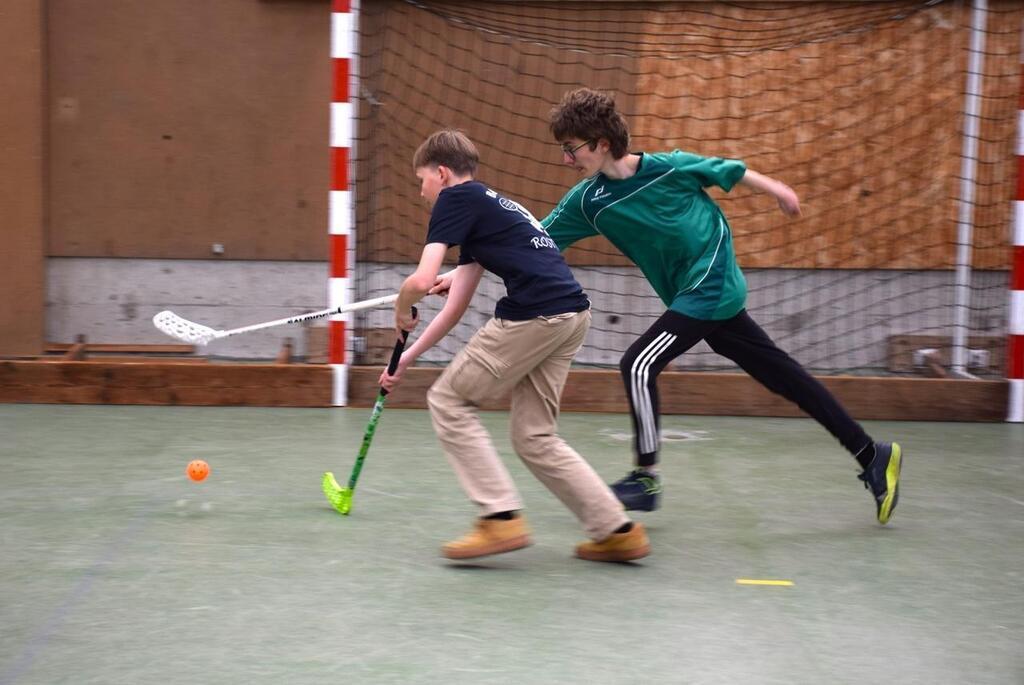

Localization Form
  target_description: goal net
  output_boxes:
[350,0,1019,378]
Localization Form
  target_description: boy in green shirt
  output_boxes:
[540,88,902,523]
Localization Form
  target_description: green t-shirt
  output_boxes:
[542,150,748,321]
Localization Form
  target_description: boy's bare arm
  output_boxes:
[738,169,801,218]
[395,242,449,333]
[380,262,484,392]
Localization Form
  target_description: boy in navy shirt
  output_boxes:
[381,130,649,563]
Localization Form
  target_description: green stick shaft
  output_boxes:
[347,392,387,489]
[342,307,415,493]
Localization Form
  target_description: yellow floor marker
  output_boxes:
[735,579,794,587]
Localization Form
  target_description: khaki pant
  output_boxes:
[426,309,628,540]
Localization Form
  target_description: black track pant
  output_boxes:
[619,309,872,467]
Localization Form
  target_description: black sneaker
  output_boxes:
[610,468,662,512]
[857,442,903,525]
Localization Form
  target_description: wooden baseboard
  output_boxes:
[0,361,1009,421]
[0,360,331,406]
[349,367,1008,422]
[44,342,196,355]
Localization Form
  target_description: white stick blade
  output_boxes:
[152,310,217,345]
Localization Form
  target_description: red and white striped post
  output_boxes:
[329,0,356,406]
[1009,31,1024,422]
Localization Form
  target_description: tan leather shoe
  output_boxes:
[442,516,532,560]
[575,522,650,562]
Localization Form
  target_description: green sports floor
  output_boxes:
[1,404,1022,685]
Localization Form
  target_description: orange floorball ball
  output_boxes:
[186,460,210,482]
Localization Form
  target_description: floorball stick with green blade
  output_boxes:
[322,309,415,515]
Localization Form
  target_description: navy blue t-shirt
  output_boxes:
[426,181,590,320]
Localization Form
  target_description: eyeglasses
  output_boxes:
[560,139,594,161]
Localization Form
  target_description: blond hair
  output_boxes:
[413,129,479,175]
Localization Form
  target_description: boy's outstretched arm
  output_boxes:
[738,169,801,218]
[381,262,484,392]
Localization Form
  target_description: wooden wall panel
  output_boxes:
[356,1,1022,271]
[0,0,45,355]
[355,1,641,266]
[35,1,1023,269]
[47,0,330,260]
[972,1,1022,270]
[637,3,967,270]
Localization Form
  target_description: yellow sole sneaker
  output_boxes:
[442,517,532,560]
[575,522,650,562]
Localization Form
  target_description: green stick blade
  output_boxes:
[322,471,353,516]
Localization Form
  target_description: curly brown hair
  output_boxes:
[549,88,630,159]
[413,129,479,175]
